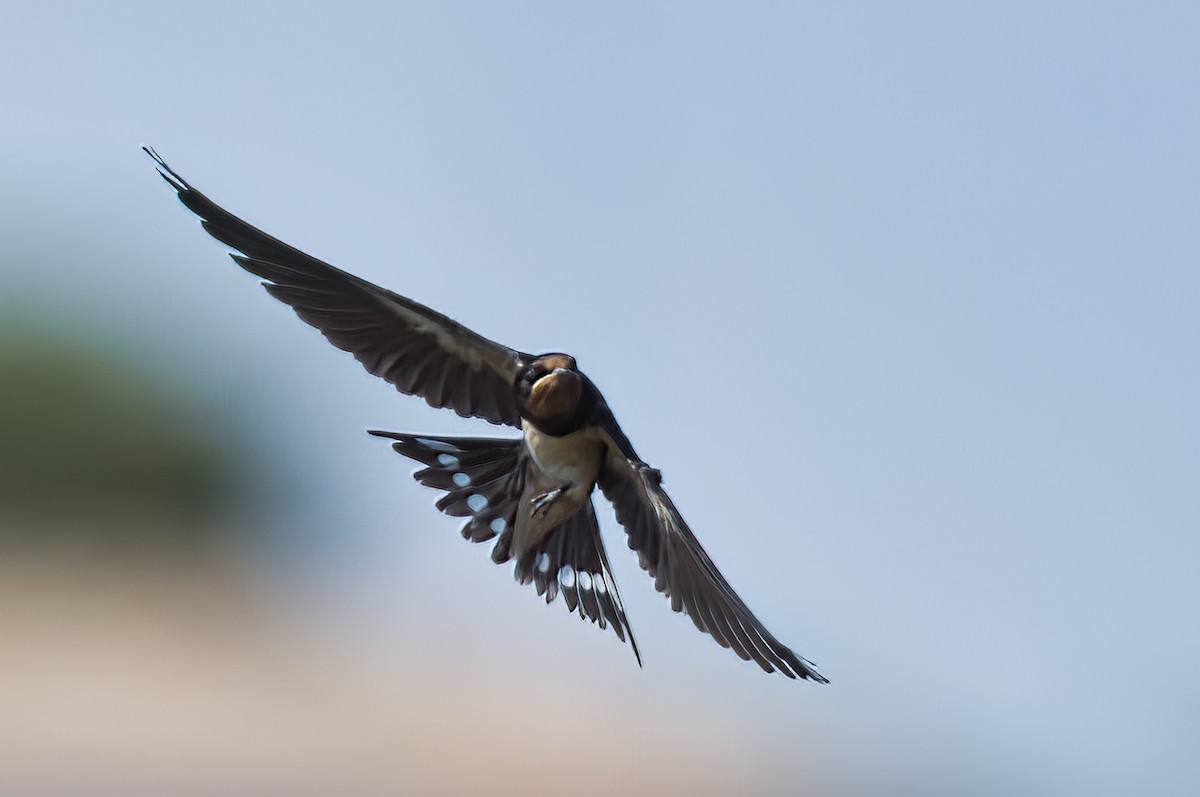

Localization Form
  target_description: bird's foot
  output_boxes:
[531,486,568,518]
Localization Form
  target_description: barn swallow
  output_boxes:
[146,147,828,683]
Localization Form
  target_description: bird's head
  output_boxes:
[518,353,583,430]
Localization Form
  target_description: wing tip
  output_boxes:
[800,668,830,684]
[143,145,189,194]
[791,658,830,684]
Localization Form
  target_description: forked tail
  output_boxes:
[370,431,640,664]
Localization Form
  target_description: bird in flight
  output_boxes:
[146,147,828,682]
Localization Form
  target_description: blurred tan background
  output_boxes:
[0,334,834,796]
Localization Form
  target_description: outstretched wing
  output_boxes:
[147,148,529,427]
[595,416,828,681]
[372,431,640,663]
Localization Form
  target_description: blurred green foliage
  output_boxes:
[0,331,255,536]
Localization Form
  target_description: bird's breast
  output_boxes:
[522,421,604,488]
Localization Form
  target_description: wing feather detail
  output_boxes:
[595,424,827,682]
[147,148,528,426]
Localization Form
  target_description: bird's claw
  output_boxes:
[531,486,567,518]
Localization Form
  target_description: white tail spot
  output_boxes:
[559,565,576,589]
[452,472,471,487]
[417,438,458,452]
[437,453,460,468]
[467,494,489,513]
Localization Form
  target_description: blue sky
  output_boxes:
[3,3,1197,794]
